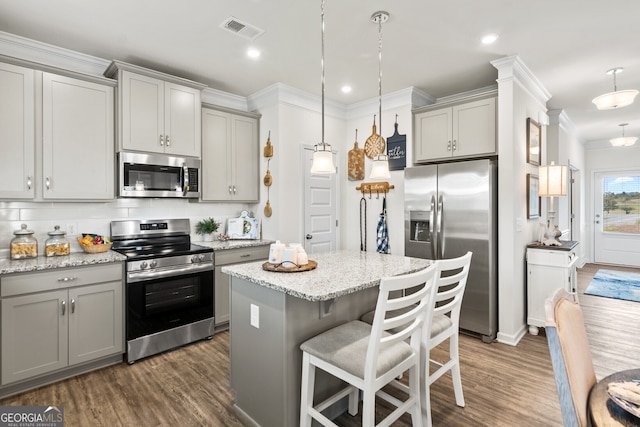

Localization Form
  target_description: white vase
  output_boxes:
[203,233,214,242]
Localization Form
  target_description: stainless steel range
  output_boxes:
[110,218,214,364]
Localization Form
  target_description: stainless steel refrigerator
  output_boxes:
[404,158,497,342]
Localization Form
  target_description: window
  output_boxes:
[602,176,640,234]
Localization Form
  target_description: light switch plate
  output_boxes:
[250,304,259,328]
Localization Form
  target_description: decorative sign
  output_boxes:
[386,121,406,171]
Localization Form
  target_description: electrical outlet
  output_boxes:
[250,304,260,328]
[66,223,77,236]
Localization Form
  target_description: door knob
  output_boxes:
[306,234,312,240]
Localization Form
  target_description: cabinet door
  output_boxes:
[201,108,232,200]
[42,73,114,199]
[214,266,230,325]
[68,281,123,366]
[164,82,201,157]
[1,290,68,385]
[231,115,259,201]
[120,70,164,153]
[453,97,496,158]
[414,108,452,162]
[0,62,35,199]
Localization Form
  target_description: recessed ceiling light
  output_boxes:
[247,48,261,59]
[341,85,352,94]
[481,33,499,45]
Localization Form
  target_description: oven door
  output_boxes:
[126,269,213,341]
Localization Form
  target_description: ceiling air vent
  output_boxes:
[220,16,265,40]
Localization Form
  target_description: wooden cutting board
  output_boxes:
[348,140,364,181]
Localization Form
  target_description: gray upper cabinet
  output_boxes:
[0,62,35,199]
[414,97,496,163]
[105,60,206,158]
[201,106,260,202]
[42,72,115,200]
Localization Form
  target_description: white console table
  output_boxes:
[526,241,579,335]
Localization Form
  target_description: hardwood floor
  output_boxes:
[1,263,638,426]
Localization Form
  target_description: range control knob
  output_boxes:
[191,255,199,263]
[150,260,157,269]
[198,254,205,262]
[140,261,148,270]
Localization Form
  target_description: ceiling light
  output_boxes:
[310,0,336,174]
[609,123,638,147]
[592,68,639,110]
[369,11,390,180]
[341,85,352,94]
[247,48,261,59]
[481,33,499,45]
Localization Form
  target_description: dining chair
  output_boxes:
[359,251,472,427]
[299,263,438,427]
[545,287,597,427]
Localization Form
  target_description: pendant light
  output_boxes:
[369,11,391,180]
[609,123,638,147]
[310,0,336,174]
[592,68,638,110]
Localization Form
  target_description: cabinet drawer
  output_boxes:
[215,246,269,266]
[527,249,577,267]
[1,263,123,297]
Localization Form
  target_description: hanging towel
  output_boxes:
[376,197,390,254]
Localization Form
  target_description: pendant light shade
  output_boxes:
[369,11,390,180]
[592,68,639,110]
[609,123,638,147]
[310,0,336,174]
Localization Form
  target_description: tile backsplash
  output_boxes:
[0,198,255,258]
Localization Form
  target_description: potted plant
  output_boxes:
[195,217,220,241]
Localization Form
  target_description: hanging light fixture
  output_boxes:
[610,123,638,147]
[592,67,638,110]
[369,11,391,180]
[310,0,336,174]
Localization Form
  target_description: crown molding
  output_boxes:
[248,83,347,118]
[491,55,551,106]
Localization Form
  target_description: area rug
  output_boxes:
[584,269,640,303]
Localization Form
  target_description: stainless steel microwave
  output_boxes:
[118,152,200,198]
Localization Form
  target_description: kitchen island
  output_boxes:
[222,250,431,427]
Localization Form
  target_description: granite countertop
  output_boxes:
[222,250,431,302]
[194,239,273,251]
[0,251,127,275]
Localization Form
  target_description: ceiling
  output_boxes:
[1,0,639,145]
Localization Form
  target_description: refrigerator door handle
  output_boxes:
[429,195,436,259]
[437,194,444,258]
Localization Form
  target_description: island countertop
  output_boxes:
[222,250,431,301]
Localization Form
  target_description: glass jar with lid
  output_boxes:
[10,224,38,259]
[45,225,70,257]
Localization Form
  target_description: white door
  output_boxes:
[594,171,640,267]
[302,147,338,254]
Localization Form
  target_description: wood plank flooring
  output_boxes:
[0,263,638,426]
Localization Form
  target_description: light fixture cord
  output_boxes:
[377,14,383,152]
[321,0,325,148]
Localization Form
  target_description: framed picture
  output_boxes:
[526,118,541,166]
[527,174,540,219]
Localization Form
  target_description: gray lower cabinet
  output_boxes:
[1,263,124,387]
[214,246,269,328]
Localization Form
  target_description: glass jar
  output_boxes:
[45,225,70,257]
[10,224,38,259]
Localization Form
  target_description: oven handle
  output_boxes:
[127,263,213,283]
[182,163,189,196]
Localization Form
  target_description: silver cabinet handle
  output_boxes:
[228,186,232,195]
[233,186,237,194]
[447,141,452,151]
[159,135,164,146]
[71,298,75,314]
[61,300,66,316]
[165,135,170,146]
[46,176,51,190]
[240,254,251,258]
[57,277,78,283]
[306,234,313,240]
[452,139,457,151]
[27,176,32,190]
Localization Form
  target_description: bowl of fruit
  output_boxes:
[77,234,113,253]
